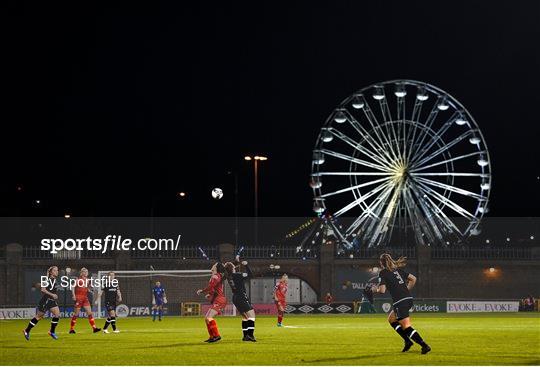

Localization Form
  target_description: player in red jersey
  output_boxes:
[274,274,288,327]
[69,268,101,334]
[196,262,227,343]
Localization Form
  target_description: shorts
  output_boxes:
[155,299,164,306]
[275,300,286,311]
[233,293,253,314]
[210,297,227,314]
[105,301,117,312]
[393,298,413,320]
[75,297,90,308]
[37,297,58,313]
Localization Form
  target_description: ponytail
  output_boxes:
[379,253,407,271]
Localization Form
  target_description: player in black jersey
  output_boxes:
[23,266,61,340]
[372,253,431,354]
[224,256,256,342]
[96,272,122,333]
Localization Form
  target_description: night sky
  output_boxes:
[3,1,540,217]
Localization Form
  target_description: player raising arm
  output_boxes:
[96,271,122,333]
[23,266,61,340]
[372,253,431,354]
[70,267,101,334]
[151,281,167,322]
[224,256,257,341]
[274,274,288,327]
[196,262,227,343]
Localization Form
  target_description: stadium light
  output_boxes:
[245,154,268,246]
[489,267,495,273]
[178,192,186,198]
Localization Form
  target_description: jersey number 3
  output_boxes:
[393,271,405,284]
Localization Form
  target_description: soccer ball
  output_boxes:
[211,188,223,200]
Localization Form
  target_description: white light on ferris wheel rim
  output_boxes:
[455,115,468,125]
[372,86,385,100]
[333,109,347,123]
[351,95,365,109]
[394,83,407,98]
[477,156,489,167]
[321,128,333,143]
[437,97,450,110]
[313,200,325,214]
[416,86,429,101]
[309,175,322,189]
[312,150,325,165]
[469,136,481,144]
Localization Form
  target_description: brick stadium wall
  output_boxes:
[1,243,539,305]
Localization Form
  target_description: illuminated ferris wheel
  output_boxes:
[310,80,491,248]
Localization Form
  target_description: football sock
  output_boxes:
[152,310,157,321]
[103,318,111,330]
[50,317,59,333]
[390,321,411,342]
[404,326,427,347]
[247,318,255,337]
[208,319,220,337]
[242,320,248,337]
[25,317,39,333]
[88,316,97,329]
[277,312,283,324]
[205,320,213,337]
[158,309,162,320]
[111,317,117,331]
[70,316,77,330]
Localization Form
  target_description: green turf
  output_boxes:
[1,313,539,365]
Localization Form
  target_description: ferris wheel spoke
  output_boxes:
[405,99,426,162]
[412,172,489,178]
[406,99,442,163]
[377,98,403,163]
[345,187,392,238]
[344,111,400,168]
[410,130,474,169]
[361,102,402,164]
[396,98,408,164]
[349,184,395,242]
[333,180,392,217]
[318,171,393,176]
[367,180,404,246]
[407,183,448,244]
[411,151,487,172]
[320,149,390,171]
[409,112,459,167]
[413,184,464,236]
[413,176,487,200]
[412,179,476,219]
[402,186,429,246]
[328,128,396,170]
[318,177,392,198]
[408,182,453,241]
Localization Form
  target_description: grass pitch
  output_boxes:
[1,313,539,365]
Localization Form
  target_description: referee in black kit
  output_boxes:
[372,253,431,354]
[223,256,257,342]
